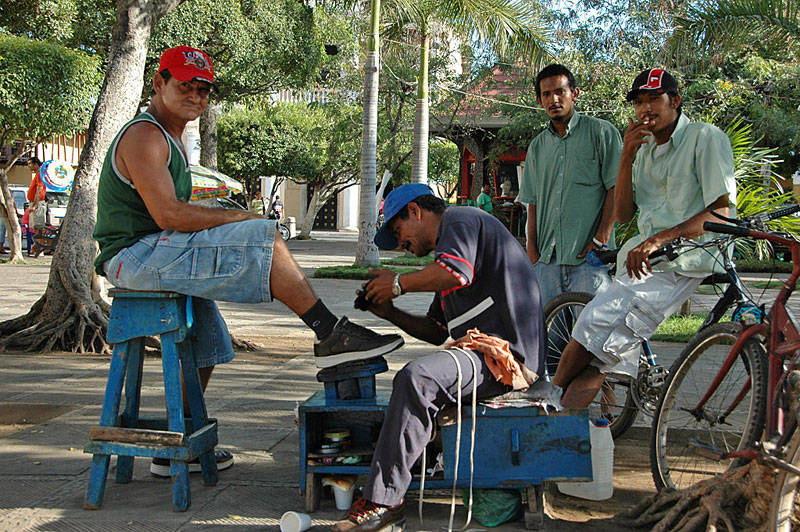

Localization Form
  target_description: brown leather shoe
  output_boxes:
[331,497,404,532]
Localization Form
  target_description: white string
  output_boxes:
[450,347,479,532]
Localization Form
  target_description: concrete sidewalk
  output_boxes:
[0,232,682,531]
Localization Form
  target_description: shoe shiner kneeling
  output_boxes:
[331,184,545,532]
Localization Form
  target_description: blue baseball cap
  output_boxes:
[375,183,434,250]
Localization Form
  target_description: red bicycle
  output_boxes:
[650,208,800,529]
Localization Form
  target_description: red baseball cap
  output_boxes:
[626,68,678,101]
[158,46,215,84]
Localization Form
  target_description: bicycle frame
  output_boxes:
[694,229,800,439]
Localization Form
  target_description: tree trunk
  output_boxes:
[299,187,324,239]
[354,0,381,267]
[410,30,430,185]
[199,102,218,169]
[0,168,24,263]
[0,0,182,353]
[466,136,485,201]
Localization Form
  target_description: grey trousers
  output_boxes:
[364,348,509,506]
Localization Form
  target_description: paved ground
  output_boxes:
[0,232,790,531]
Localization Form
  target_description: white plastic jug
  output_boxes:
[557,418,614,500]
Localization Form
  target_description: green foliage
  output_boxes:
[0,0,114,59]
[722,117,800,259]
[669,0,799,64]
[427,139,460,196]
[0,34,101,148]
[217,101,361,195]
[0,0,77,43]
[149,0,325,102]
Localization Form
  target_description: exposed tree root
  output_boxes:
[0,263,111,354]
[620,460,776,531]
[1,256,262,355]
[231,335,262,351]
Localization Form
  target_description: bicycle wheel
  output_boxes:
[650,321,767,491]
[543,292,638,439]
[543,292,593,378]
[769,428,800,531]
[278,223,290,241]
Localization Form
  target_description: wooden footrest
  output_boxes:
[89,426,185,446]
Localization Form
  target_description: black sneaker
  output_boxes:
[314,317,403,368]
[150,449,234,477]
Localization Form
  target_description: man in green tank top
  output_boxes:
[93,46,404,477]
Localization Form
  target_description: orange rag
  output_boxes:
[447,328,538,390]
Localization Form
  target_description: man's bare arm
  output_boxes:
[625,194,730,279]
[117,122,262,232]
[526,204,539,264]
[365,263,461,305]
[615,118,652,223]
[363,297,449,345]
[577,186,615,258]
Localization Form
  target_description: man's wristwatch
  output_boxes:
[391,273,404,296]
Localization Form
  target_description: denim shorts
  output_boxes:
[104,218,277,367]
[572,271,702,377]
[105,219,276,303]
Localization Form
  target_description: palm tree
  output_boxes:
[387,0,549,184]
[669,0,799,60]
[355,0,383,267]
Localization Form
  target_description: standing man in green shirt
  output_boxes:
[552,68,736,408]
[477,183,493,213]
[517,64,622,307]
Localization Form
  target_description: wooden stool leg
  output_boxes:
[116,338,144,484]
[85,454,112,510]
[178,340,218,486]
[162,333,191,512]
[84,342,130,509]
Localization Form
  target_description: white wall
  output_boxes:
[338,184,360,231]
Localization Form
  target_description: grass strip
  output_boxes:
[747,279,798,290]
[735,258,793,273]
[313,265,419,279]
[382,254,434,266]
[651,313,732,342]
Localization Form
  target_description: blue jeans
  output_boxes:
[533,258,611,309]
[105,218,278,367]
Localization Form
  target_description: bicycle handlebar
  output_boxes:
[755,203,800,223]
[704,221,752,237]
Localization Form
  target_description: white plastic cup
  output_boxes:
[557,418,614,500]
[280,511,312,532]
[330,482,356,510]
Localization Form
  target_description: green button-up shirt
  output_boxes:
[618,113,736,276]
[517,112,622,266]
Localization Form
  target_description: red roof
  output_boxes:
[452,65,530,123]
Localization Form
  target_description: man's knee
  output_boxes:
[393,359,440,397]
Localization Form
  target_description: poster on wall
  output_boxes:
[39,160,75,193]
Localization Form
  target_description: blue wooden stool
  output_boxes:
[315,356,388,404]
[84,289,219,512]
